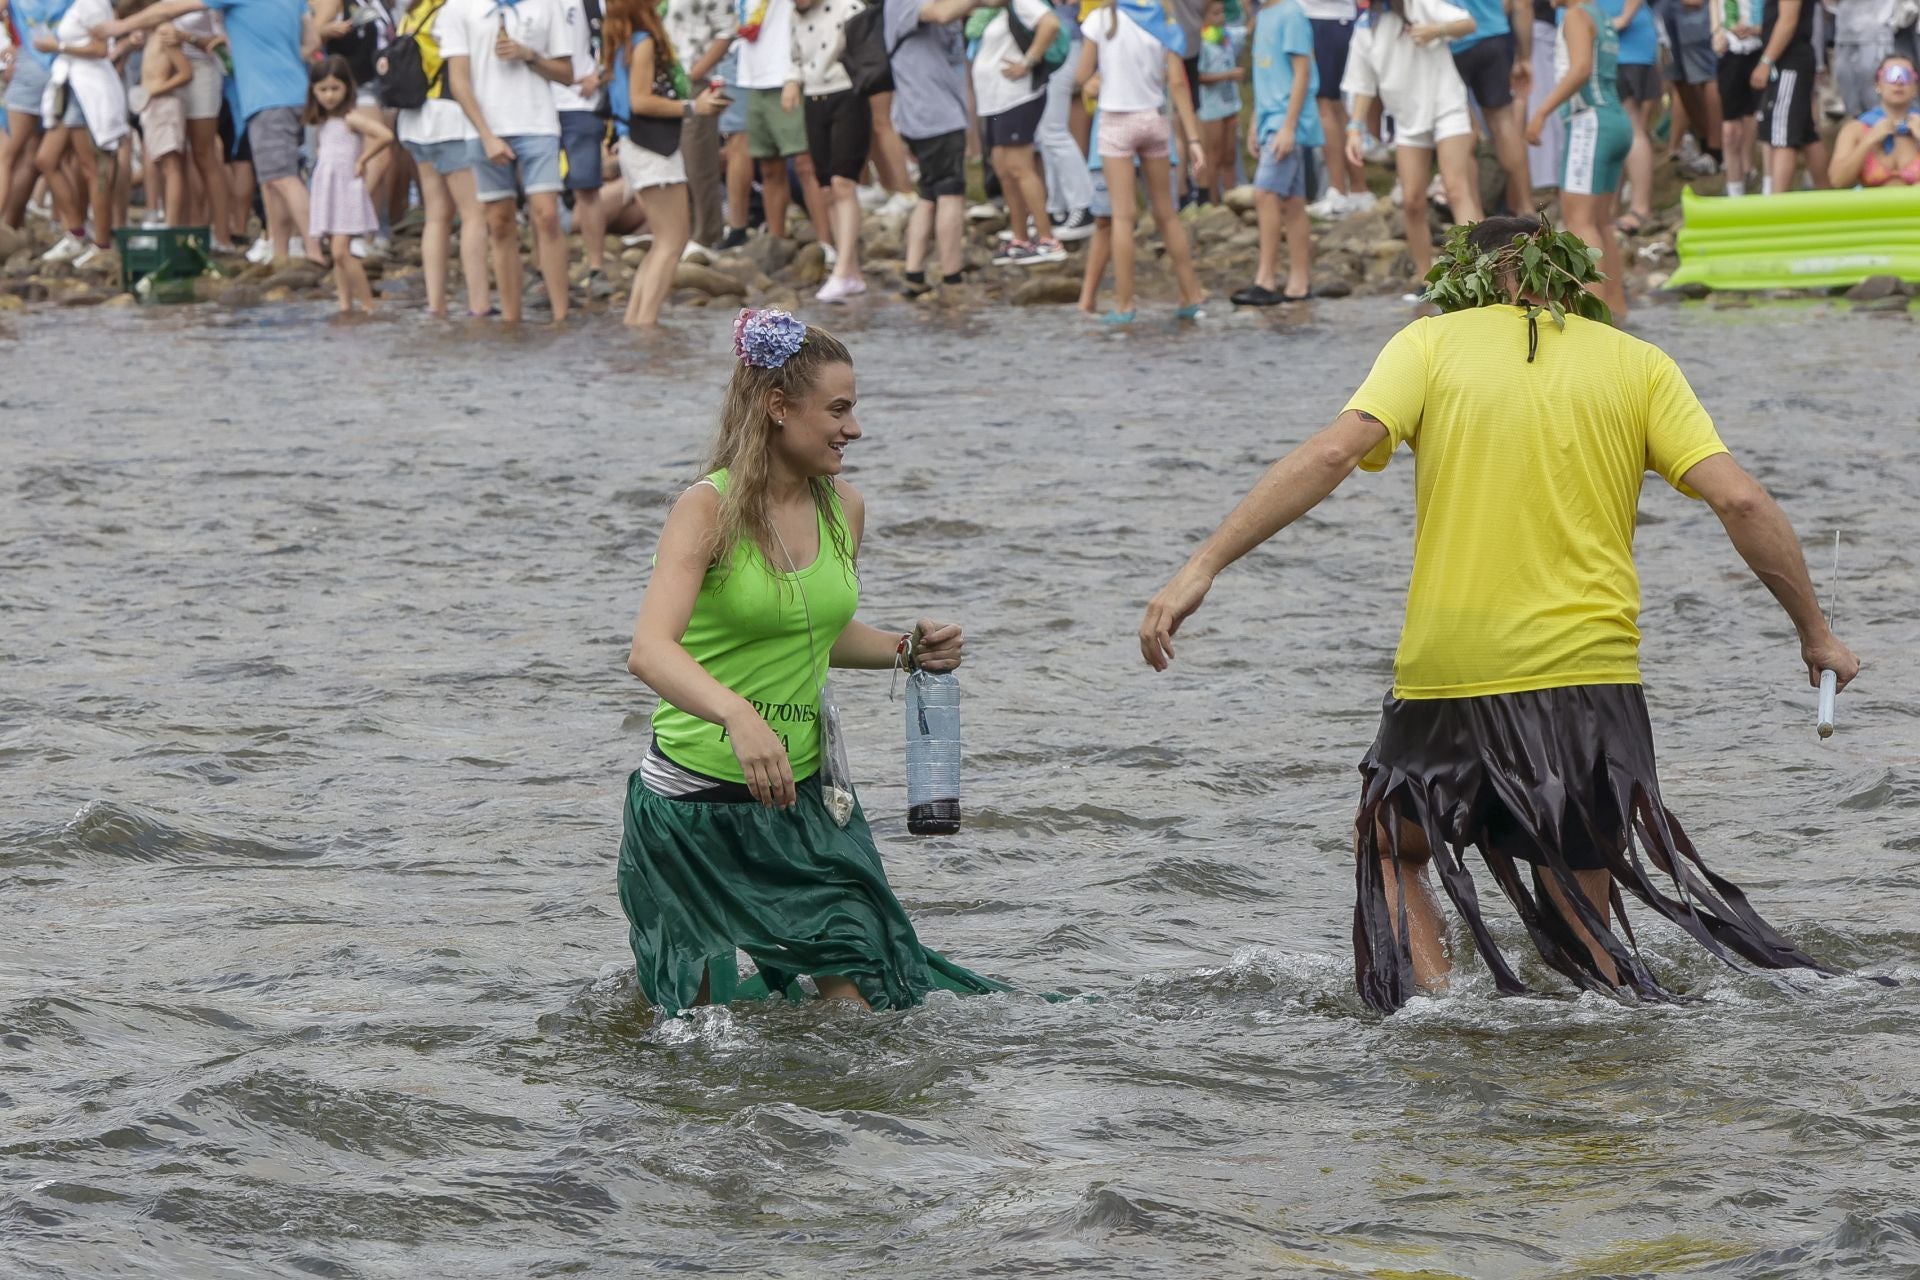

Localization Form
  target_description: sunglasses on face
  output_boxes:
[1881,64,1918,85]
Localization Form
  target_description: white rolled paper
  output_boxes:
[1817,669,1837,739]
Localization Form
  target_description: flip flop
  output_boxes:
[1614,213,1645,235]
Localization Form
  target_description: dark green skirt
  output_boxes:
[617,771,1009,1015]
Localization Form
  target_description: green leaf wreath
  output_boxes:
[1422,215,1612,331]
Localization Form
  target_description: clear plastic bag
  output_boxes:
[817,674,855,827]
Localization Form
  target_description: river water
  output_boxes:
[3,299,1918,1279]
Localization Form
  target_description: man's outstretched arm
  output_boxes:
[1680,451,1861,690]
[1139,409,1389,671]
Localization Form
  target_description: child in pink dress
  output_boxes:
[305,55,394,314]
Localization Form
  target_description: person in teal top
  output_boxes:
[1595,0,1658,231]
[1230,0,1319,305]
[619,308,1010,1016]
[1528,0,1630,320]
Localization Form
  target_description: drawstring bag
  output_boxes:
[774,518,856,828]
[817,677,855,827]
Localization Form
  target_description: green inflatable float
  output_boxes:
[1669,184,1920,291]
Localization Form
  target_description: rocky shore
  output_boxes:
[1,159,1913,318]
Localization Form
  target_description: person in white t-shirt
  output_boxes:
[737,0,834,243]
[32,0,129,268]
[973,0,1067,265]
[1074,0,1207,322]
[441,0,577,322]
[1340,0,1484,290]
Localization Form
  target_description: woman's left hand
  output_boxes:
[913,619,965,672]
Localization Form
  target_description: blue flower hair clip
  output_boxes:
[732,308,807,369]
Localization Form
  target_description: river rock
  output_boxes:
[1846,274,1909,301]
[262,286,293,303]
[1671,280,1710,299]
[673,261,747,297]
[1855,293,1912,313]
[376,273,425,300]
[1315,277,1354,299]
[761,286,801,311]
[106,292,137,307]
[745,234,796,275]
[790,241,828,287]
[0,293,25,312]
[1223,184,1257,214]
[265,261,329,291]
[0,224,27,262]
[1011,275,1083,305]
[1180,204,1241,245]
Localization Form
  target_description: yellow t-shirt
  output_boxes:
[1344,307,1729,701]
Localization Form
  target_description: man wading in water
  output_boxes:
[1139,215,1862,1013]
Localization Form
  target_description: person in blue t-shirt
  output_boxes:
[105,0,319,261]
[2,0,75,227]
[1595,0,1656,230]
[1230,0,1318,305]
[1449,0,1533,213]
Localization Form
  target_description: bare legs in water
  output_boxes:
[689,969,872,1010]
[1365,813,1621,993]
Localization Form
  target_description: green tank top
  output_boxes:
[650,471,860,782]
[1559,1,1621,113]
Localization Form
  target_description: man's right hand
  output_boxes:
[482,133,513,165]
[1140,562,1214,671]
[1802,630,1860,691]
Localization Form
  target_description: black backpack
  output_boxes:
[326,0,392,87]
[840,0,896,97]
[376,0,448,111]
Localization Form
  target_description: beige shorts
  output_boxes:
[617,136,687,191]
[141,92,187,159]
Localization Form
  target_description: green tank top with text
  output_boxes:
[650,471,860,782]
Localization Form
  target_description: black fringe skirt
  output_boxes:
[1353,683,1836,1013]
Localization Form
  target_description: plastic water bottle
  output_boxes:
[905,671,961,834]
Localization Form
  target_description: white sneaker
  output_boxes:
[1362,135,1392,165]
[245,236,273,264]
[73,244,107,270]
[1305,193,1341,221]
[856,183,888,211]
[142,211,168,228]
[1387,179,1404,208]
[966,201,1001,222]
[1339,189,1377,213]
[41,233,88,264]
[349,237,371,259]
[681,240,711,262]
[622,231,654,248]
[288,236,306,260]
[822,243,838,269]
[373,234,393,256]
[879,192,917,219]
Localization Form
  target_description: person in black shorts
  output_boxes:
[1712,0,1766,195]
[1449,1,1534,215]
[1307,3,1363,207]
[787,0,872,300]
[1750,0,1828,191]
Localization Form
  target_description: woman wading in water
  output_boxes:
[619,309,1007,1014]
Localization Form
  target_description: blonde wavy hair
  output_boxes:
[703,325,857,581]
